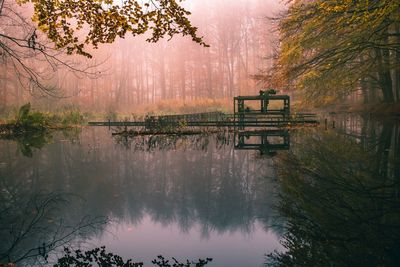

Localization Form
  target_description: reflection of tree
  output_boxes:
[0,128,280,241]
[112,131,279,236]
[112,132,232,153]
[0,191,107,265]
[268,126,400,266]
[0,128,81,157]
[0,130,52,157]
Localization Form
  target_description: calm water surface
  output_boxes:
[0,127,283,266]
[1,114,399,266]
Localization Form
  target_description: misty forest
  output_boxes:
[1,0,400,267]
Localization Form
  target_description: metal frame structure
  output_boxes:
[233,90,290,129]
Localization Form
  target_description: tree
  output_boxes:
[0,0,207,97]
[19,0,208,58]
[275,0,400,105]
[1,0,280,109]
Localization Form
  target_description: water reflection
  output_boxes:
[0,128,81,157]
[234,130,290,156]
[113,129,291,157]
[268,120,400,266]
[112,132,228,152]
[0,130,52,157]
[3,116,398,266]
[0,191,107,265]
[0,128,282,266]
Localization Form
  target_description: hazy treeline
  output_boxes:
[0,0,282,113]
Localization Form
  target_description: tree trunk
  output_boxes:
[160,55,166,100]
[376,47,394,103]
[375,123,393,179]
[179,51,186,100]
[0,61,7,111]
[158,45,167,100]
[395,22,400,102]
[205,48,213,99]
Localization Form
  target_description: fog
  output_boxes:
[0,0,283,114]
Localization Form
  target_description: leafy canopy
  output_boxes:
[276,0,400,105]
[17,0,208,58]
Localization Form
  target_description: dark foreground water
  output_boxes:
[1,114,399,266]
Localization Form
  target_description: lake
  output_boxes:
[1,114,399,266]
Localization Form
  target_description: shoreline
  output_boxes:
[321,103,400,117]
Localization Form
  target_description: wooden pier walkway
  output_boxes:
[89,91,319,129]
[88,112,319,128]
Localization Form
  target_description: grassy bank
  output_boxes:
[0,103,87,157]
[0,103,86,136]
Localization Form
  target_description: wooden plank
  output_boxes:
[88,120,318,127]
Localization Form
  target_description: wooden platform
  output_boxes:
[88,113,319,128]
[89,93,318,129]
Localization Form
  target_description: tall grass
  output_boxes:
[133,98,232,115]
[2,103,86,129]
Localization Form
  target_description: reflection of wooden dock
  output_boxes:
[234,129,290,156]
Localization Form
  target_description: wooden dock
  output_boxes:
[88,91,319,129]
[88,112,318,128]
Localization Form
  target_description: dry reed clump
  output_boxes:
[131,98,232,115]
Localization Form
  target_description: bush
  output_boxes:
[6,103,85,129]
